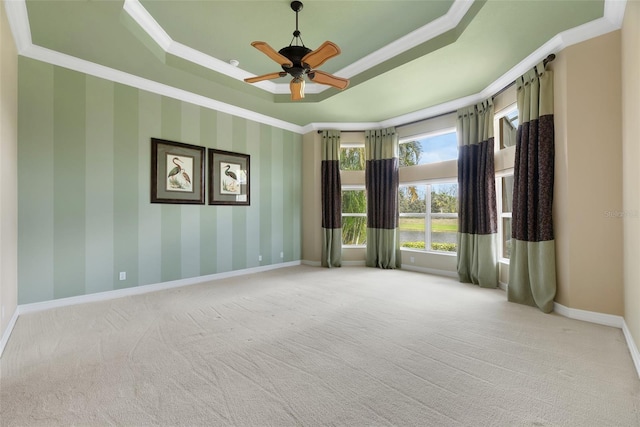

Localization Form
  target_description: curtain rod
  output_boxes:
[317,53,556,133]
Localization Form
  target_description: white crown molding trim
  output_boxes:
[4,0,31,54]
[19,44,304,133]
[122,0,472,95]
[336,0,473,80]
[378,0,626,130]
[5,0,626,134]
[0,308,19,358]
[301,122,383,134]
[622,320,640,379]
[604,0,628,27]
[122,0,172,51]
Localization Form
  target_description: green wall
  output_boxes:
[17,57,302,305]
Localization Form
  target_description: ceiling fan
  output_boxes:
[244,1,349,101]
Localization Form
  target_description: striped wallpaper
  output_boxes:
[17,57,302,305]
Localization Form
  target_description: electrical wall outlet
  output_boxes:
[258,255,262,262]
[119,271,126,281]
[280,252,284,258]
[410,256,415,263]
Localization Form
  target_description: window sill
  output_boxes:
[400,248,457,257]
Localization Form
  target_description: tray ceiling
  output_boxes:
[7,0,621,131]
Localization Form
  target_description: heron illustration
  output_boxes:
[224,164,238,181]
[168,157,191,188]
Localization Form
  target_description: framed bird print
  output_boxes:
[208,149,250,206]
[150,138,205,204]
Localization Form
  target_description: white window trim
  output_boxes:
[399,181,458,255]
[398,127,456,144]
[341,186,367,248]
[495,169,514,263]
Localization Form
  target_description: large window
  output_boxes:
[400,130,458,166]
[399,183,458,253]
[341,188,367,246]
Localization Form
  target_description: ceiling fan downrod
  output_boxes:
[290,1,304,47]
[280,1,311,79]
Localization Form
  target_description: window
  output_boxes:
[496,105,516,260]
[400,130,458,166]
[399,183,458,253]
[341,188,366,246]
[497,174,513,260]
[340,146,365,171]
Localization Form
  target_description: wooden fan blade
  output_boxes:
[250,41,293,67]
[244,72,287,84]
[301,41,341,69]
[290,78,305,101]
[309,70,349,90]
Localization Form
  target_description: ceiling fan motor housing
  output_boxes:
[279,45,312,78]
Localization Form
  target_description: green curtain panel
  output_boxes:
[321,130,342,268]
[456,99,498,288]
[508,61,557,313]
[365,128,401,269]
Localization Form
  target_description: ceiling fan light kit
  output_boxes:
[244,1,349,101]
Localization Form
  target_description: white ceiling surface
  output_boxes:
[4,0,628,134]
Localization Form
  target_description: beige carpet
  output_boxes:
[1,265,639,426]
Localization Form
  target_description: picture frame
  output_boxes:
[208,149,250,206]
[151,138,205,204]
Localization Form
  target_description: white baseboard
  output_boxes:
[553,302,623,328]
[401,264,458,278]
[0,308,19,358]
[498,281,508,291]
[15,261,301,317]
[301,260,321,267]
[622,320,640,379]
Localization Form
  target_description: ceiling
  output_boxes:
[6,0,625,132]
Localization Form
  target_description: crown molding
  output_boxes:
[378,0,626,130]
[336,0,472,80]
[122,0,473,96]
[4,0,31,53]
[21,43,305,133]
[4,0,627,135]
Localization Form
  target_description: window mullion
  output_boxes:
[425,184,432,251]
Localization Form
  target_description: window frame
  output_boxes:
[399,180,458,256]
[495,170,514,263]
[340,185,367,248]
[398,127,457,167]
[494,103,517,262]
